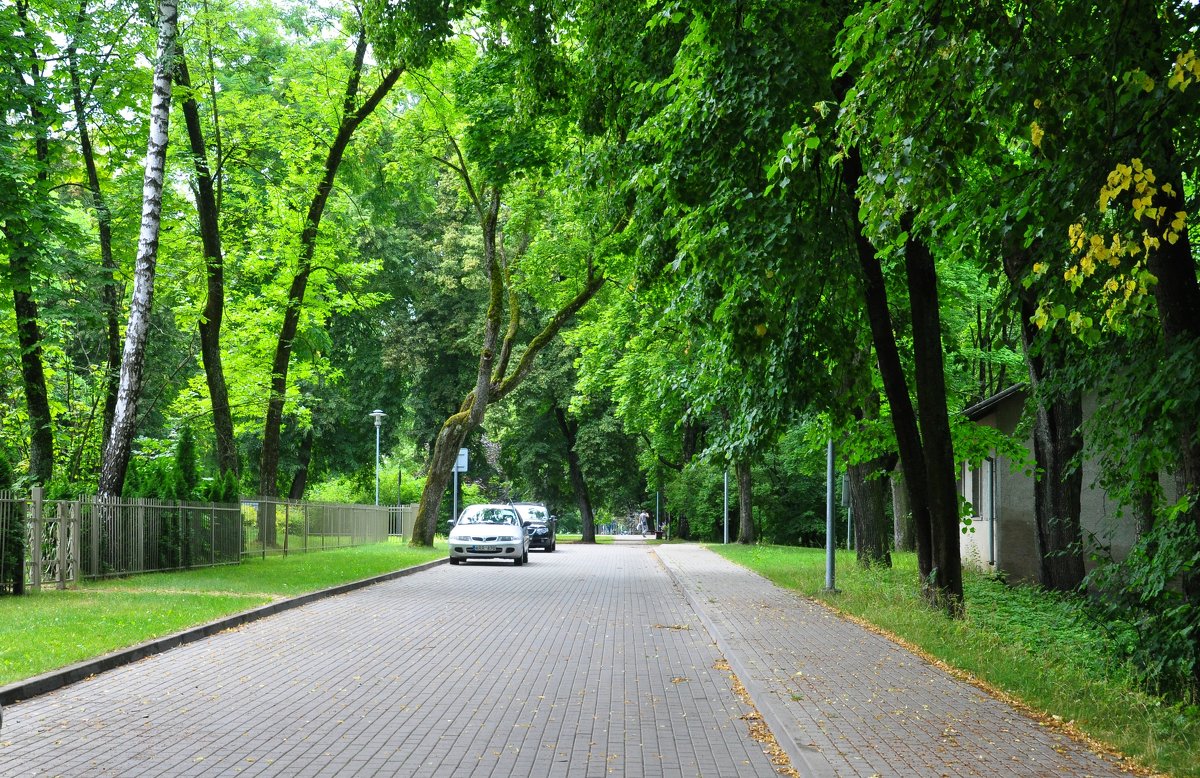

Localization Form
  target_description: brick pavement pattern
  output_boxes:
[653,543,1135,777]
[0,543,777,777]
[0,541,1139,777]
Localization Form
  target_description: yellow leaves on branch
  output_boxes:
[1036,156,1184,337]
[1030,120,1044,148]
[1099,158,1163,221]
[1168,50,1200,91]
[1096,158,1186,243]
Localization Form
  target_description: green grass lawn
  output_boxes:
[0,539,443,686]
[711,544,1199,778]
[558,534,614,543]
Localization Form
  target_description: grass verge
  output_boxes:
[711,544,1199,778]
[0,539,443,686]
[559,534,615,544]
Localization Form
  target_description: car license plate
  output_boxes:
[472,545,500,552]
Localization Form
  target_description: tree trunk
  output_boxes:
[676,417,702,540]
[1133,468,1159,538]
[891,468,915,552]
[415,412,474,540]
[97,0,178,497]
[842,147,935,595]
[412,190,505,545]
[849,457,892,567]
[288,426,313,500]
[1004,242,1086,591]
[554,406,596,543]
[735,458,755,544]
[67,1,120,459]
[10,249,53,484]
[177,55,238,476]
[7,0,55,484]
[408,100,608,546]
[256,31,401,521]
[903,223,964,615]
[1028,399,1085,589]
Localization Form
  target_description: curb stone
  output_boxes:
[0,556,446,708]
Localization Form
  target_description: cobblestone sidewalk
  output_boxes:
[654,543,1136,777]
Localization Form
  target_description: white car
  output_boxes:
[448,504,531,566]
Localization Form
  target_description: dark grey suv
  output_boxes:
[512,502,556,552]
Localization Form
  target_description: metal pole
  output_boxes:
[825,439,836,591]
[847,485,853,550]
[655,490,660,536]
[723,469,729,544]
[988,457,996,566]
[452,469,458,527]
[369,410,386,506]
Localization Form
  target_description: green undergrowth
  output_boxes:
[0,539,443,687]
[712,544,1199,778]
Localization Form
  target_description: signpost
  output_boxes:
[452,447,468,523]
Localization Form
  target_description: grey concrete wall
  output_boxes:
[960,390,1144,585]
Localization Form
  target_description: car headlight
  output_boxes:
[498,534,516,542]
[449,533,467,542]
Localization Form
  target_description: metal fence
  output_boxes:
[82,496,242,578]
[0,489,415,592]
[389,504,417,539]
[240,499,390,558]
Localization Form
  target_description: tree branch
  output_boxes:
[492,271,605,404]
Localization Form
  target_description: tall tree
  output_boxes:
[410,173,604,544]
[1004,242,1086,590]
[3,0,57,483]
[65,0,121,452]
[256,24,401,514]
[176,52,237,476]
[97,0,178,496]
[553,404,596,542]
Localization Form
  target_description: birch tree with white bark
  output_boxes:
[96,0,178,497]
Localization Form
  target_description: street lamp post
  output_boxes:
[723,468,729,544]
[369,409,386,506]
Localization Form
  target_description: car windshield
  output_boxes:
[457,506,517,525]
[516,505,547,522]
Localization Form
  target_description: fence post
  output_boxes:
[89,497,98,579]
[31,487,43,590]
[135,498,145,572]
[56,500,67,589]
[71,499,81,585]
[283,502,289,557]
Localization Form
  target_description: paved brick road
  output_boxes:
[0,542,1136,777]
[0,543,777,777]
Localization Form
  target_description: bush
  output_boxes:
[1085,505,1200,700]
